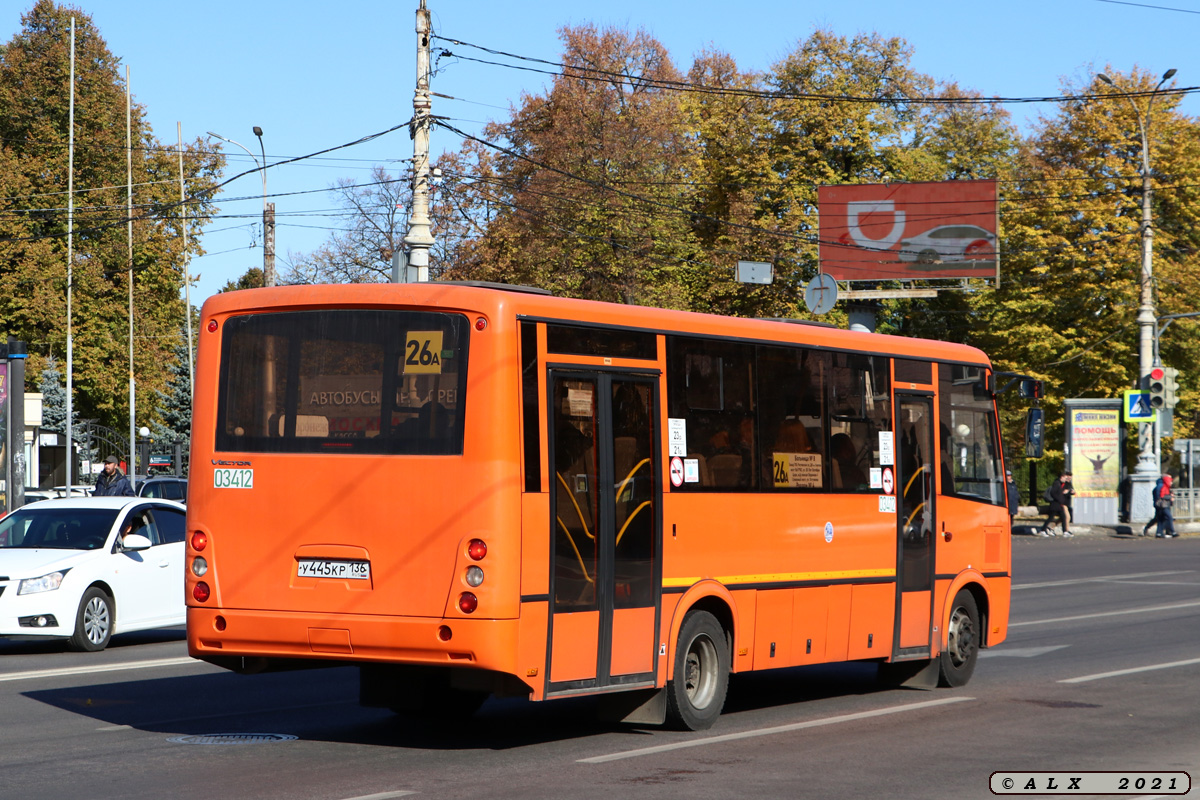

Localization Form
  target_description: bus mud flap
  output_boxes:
[597,688,667,725]
[877,658,939,690]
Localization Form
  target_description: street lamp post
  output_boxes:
[207,128,274,287]
[1097,68,1176,521]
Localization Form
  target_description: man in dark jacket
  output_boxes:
[1037,471,1074,537]
[92,454,135,497]
[1006,470,1020,523]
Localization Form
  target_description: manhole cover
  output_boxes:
[168,733,298,745]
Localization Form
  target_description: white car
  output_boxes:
[0,497,187,651]
[898,224,996,264]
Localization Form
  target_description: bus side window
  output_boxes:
[757,345,827,491]
[829,353,891,493]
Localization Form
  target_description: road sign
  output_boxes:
[1123,389,1154,422]
[804,273,838,314]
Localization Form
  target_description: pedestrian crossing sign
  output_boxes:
[1123,389,1154,422]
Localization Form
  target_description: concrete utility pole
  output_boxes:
[400,0,434,282]
[256,126,276,287]
[1097,68,1176,522]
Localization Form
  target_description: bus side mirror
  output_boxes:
[1018,379,1044,399]
[1025,408,1045,459]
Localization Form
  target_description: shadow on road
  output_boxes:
[19,657,901,750]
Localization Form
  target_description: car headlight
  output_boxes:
[18,570,68,595]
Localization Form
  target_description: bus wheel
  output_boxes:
[666,610,729,731]
[939,590,979,687]
[67,587,113,652]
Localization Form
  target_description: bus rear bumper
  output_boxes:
[186,607,520,675]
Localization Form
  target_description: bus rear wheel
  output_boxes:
[939,589,979,687]
[666,610,729,731]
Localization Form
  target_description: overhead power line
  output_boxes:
[433,34,1199,107]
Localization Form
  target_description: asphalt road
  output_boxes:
[1,533,1197,800]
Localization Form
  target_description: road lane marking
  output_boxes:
[1013,571,1193,590]
[0,656,201,683]
[577,696,974,764]
[1011,600,1200,628]
[339,792,418,799]
[980,645,1070,658]
[1059,657,1200,684]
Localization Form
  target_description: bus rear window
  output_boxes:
[216,310,469,454]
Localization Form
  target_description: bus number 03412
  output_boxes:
[213,468,254,489]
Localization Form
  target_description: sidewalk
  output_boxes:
[1011,514,1200,539]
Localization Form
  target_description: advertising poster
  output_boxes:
[818,180,998,281]
[1068,407,1120,498]
[0,363,7,508]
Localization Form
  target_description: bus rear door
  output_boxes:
[895,393,936,660]
[547,371,661,695]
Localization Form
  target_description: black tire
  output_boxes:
[917,248,939,264]
[67,587,113,652]
[666,610,729,731]
[938,589,979,687]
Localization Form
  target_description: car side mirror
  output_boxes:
[122,533,152,551]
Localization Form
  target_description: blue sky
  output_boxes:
[3,0,1197,307]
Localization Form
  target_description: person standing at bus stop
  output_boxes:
[1038,471,1073,537]
[1006,470,1020,525]
[92,455,135,497]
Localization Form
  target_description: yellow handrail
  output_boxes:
[555,517,594,583]
[615,501,652,546]
[555,471,595,541]
[615,457,650,503]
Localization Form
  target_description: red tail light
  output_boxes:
[467,539,487,560]
[458,592,478,614]
[193,582,210,603]
[191,532,208,551]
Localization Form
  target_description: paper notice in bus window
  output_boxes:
[668,418,687,456]
[878,431,895,466]
[870,468,883,489]
[773,452,823,488]
[568,388,593,417]
[403,331,444,374]
[683,458,699,483]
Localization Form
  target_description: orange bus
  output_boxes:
[186,282,1014,730]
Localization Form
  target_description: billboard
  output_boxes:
[1067,407,1120,499]
[818,180,998,281]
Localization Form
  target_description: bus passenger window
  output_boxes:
[666,337,756,491]
[756,345,827,491]
[938,364,1003,505]
[829,353,891,493]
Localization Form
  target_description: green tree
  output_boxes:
[0,1,222,432]
[444,24,702,308]
[150,335,192,471]
[962,69,1200,461]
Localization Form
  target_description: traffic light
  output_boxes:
[1146,367,1166,409]
[1164,366,1179,409]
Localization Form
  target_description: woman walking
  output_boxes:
[1154,474,1177,539]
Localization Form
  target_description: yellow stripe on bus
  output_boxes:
[662,568,895,588]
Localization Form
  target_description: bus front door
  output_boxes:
[894,394,936,659]
[547,371,661,695]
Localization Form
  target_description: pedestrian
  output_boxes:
[1154,474,1177,539]
[1005,469,1020,525]
[1037,470,1074,537]
[92,454,135,497]
[1141,476,1165,536]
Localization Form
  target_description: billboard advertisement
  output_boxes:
[817,180,998,281]
[1067,407,1120,499]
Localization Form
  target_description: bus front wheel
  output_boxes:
[665,610,729,731]
[939,589,980,687]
